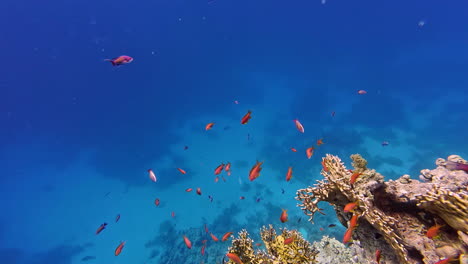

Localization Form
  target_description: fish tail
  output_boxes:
[104,59,116,66]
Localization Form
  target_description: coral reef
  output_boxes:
[312,235,359,263]
[226,225,318,264]
[296,153,468,264]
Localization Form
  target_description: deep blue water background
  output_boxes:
[1,0,468,263]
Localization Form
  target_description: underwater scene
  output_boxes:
[1,0,468,263]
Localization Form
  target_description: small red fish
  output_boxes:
[286,166,293,182]
[105,55,133,66]
[201,244,206,255]
[349,214,359,229]
[183,235,192,249]
[240,110,252,124]
[357,90,367,94]
[214,176,219,183]
[316,138,324,146]
[306,147,315,159]
[205,122,215,131]
[222,232,233,241]
[350,171,363,185]
[434,258,453,264]
[321,160,329,172]
[177,168,187,174]
[210,233,219,242]
[239,196,245,200]
[214,163,225,175]
[344,202,358,213]
[185,188,193,192]
[226,253,243,264]
[225,162,231,172]
[204,224,209,233]
[284,235,295,245]
[196,187,202,195]
[96,223,107,234]
[293,119,304,133]
[171,211,175,218]
[115,214,120,223]
[255,243,262,247]
[155,198,160,206]
[426,224,443,239]
[375,249,381,264]
[249,161,263,181]
[342,227,354,244]
[148,169,157,182]
[114,241,125,256]
[291,147,297,152]
[280,209,288,223]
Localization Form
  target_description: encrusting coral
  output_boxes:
[225,225,318,264]
[296,153,468,264]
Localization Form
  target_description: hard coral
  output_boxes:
[226,226,318,264]
[296,154,468,264]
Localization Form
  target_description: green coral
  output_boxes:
[226,225,317,264]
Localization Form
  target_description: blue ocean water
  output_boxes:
[1,0,467,263]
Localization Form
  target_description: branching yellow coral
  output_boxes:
[226,226,317,264]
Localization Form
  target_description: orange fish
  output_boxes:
[316,138,324,146]
[284,235,295,245]
[249,161,263,181]
[293,119,304,133]
[349,214,359,229]
[185,188,193,192]
[201,244,206,255]
[114,241,125,256]
[375,249,381,264]
[350,171,363,185]
[171,211,175,218]
[225,162,231,172]
[344,202,358,213]
[214,163,225,175]
[240,110,252,124]
[183,235,192,249]
[204,224,209,233]
[226,253,243,264]
[205,122,215,131]
[321,160,329,172]
[239,196,245,200]
[291,147,297,152]
[434,258,453,264]
[105,55,133,66]
[196,187,202,195]
[306,147,315,159]
[155,198,160,206]
[148,169,157,182]
[214,176,219,183]
[280,209,288,223]
[255,243,262,247]
[177,168,187,174]
[210,233,219,242]
[96,223,107,235]
[286,166,293,182]
[426,224,444,239]
[222,232,233,241]
[342,227,354,244]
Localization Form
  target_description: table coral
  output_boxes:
[296,154,468,264]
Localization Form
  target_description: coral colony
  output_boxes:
[225,154,468,264]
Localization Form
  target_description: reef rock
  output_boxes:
[296,154,468,264]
